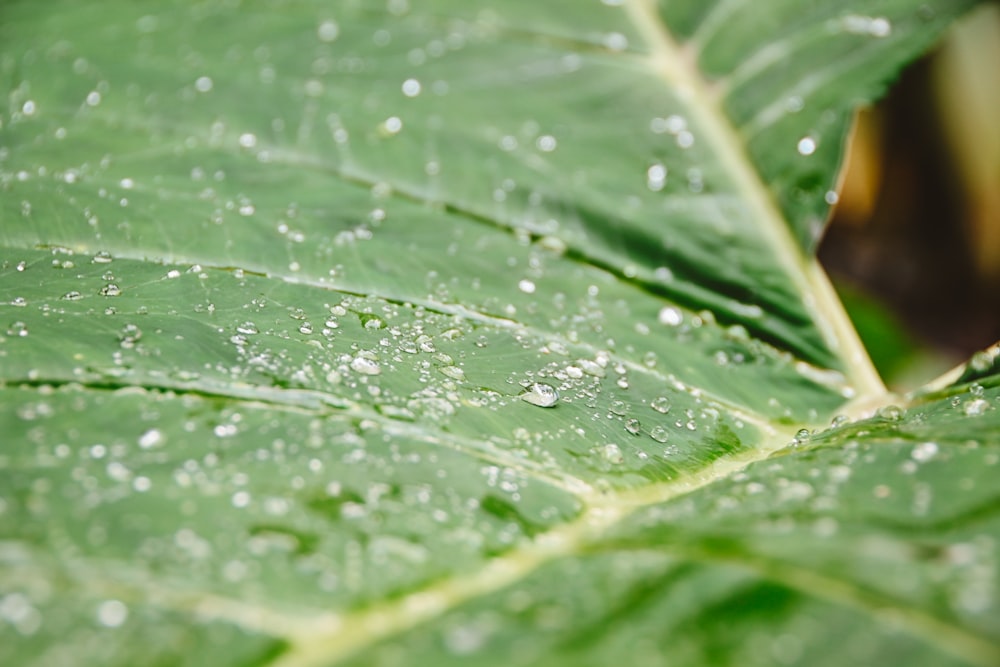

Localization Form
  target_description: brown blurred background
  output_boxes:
[819,3,1000,390]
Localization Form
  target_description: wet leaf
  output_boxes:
[0,1,995,666]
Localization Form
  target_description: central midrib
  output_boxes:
[620,0,885,401]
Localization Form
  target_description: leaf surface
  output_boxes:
[0,1,996,666]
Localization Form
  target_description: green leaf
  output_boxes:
[0,1,995,666]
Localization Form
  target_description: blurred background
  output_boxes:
[819,2,1000,391]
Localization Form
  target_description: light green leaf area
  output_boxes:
[0,1,995,666]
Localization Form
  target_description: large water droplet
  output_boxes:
[963,398,989,416]
[519,382,559,408]
[877,405,903,421]
[658,306,683,326]
[350,356,381,376]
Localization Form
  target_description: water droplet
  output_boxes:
[793,428,811,445]
[517,279,536,294]
[609,399,627,416]
[138,428,164,449]
[317,19,340,42]
[440,365,465,381]
[92,251,113,264]
[298,322,314,335]
[597,443,624,464]
[577,359,605,378]
[650,396,671,414]
[625,418,641,435]
[6,321,28,337]
[911,441,938,462]
[401,78,422,97]
[214,423,238,438]
[536,135,557,152]
[236,321,259,335]
[646,163,667,191]
[877,405,903,421]
[963,398,989,416]
[968,350,994,372]
[797,137,817,156]
[99,283,122,297]
[95,600,128,628]
[658,306,683,326]
[118,324,142,348]
[381,116,403,135]
[649,426,669,443]
[351,356,381,375]
[519,382,559,408]
[841,14,891,37]
[61,291,83,301]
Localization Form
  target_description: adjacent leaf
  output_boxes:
[0,1,995,666]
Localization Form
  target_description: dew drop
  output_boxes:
[650,426,669,443]
[796,137,817,156]
[96,600,128,628]
[401,78,422,97]
[597,443,624,464]
[118,324,142,348]
[535,135,557,152]
[381,116,403,135]
[911,441,938,462]
[625,418,641,435]
[658,306,683,326]
[61,291,83,301]
[317,19,340,42]
[646,163,667,191]
[519,382,559,408]
[877,404,903,421]
[99,283,122,297]
[351,356,381,375]
[236,321,259,335]
[963,398,989,416]
[138,428,164,449]
[609,399,627,416]
[92,251,113,264]
[650,396,671,414]
[440,365,465,381]
[6,321,28,337]
[577,359,606,378]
